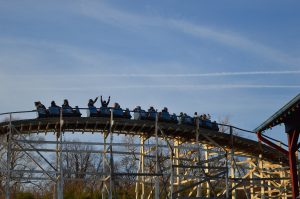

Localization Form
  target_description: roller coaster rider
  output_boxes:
[88,97,99,117]
[160,107,171,122]
[35,101,46,110]
[50,101,60,108]
[33,98,218,131]
[62,99,72,110]
[88,97,98,108]
[98,96,110,116]
[48,101,61,117]
[34,101,47,118]
[124,108,132,119]
[101,96,110,108]
[147,106,156,121]
[62,99,74,116]
[62,99,81,117]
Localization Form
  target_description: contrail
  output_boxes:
[73,70,300,77]
[2,70,300,78]
[26,84,300,91]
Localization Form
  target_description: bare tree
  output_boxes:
[60,139,102,198]
[63,142,94,179]
[115,135,138,197]
[218,115,231,133]
[0,133,43,198]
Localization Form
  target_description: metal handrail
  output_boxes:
[0,110,36,116]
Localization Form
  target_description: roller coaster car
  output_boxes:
[170,114,178,123]
[99,107,111,117]
[212,121,219,131]
[123,109,132,119]
[87,106,109,117]
[147,111,157,121]
[62,107,82,117]
[133,110,147,120]
[199,119,219,131]
[113,108,124,118]
[178,115,193,125]
[184,116,194,125]
[158,111,171,122]
[87,107,102,117]
[36,108,48,118]
[48,107,60,117]
[203,119,213,129]
[87,106,131,119]
[87,106,98,117]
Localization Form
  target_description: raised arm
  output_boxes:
[93,97,98,104]
[107,96,111,104]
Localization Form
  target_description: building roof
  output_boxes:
[254,93,300,133]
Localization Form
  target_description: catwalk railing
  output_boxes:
[0,109,293,198]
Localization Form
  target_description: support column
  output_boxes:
[195,117,202,197]
[141,138,145,199]
[279,141,287,199]
[297,150,299,194]
[174,139,180,197]
[230,154,236,199]
[109,110,114,199]
[101,110,114,199]
[58,130,64,199]
[230,126,236,199]
[56,109,64,199]
[280,166,287,199]
[204,144,210,197]
[136,136,145,199]
[249,158,255,199]
[5,113,12,199]
[154,112,159,199]
[102,130,108,198]
[259,154,265,199]
[267,170,272,198]
[287,131,300,199]
[55,133,59,199]
[225,152,229,199]
[169,138,174,199]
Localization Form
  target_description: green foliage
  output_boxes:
[64,189,101,199]
[15,192,35,199]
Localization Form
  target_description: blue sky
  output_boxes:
[0,0,300,143]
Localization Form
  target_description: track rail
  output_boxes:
[0,116,288,165]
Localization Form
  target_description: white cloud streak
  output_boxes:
[77,2,300,65]
[169,20,300,65]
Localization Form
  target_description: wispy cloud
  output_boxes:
[77,1,162,28]
[77,2,300,65]
[168,20,300,65]
[0,37,143,74]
